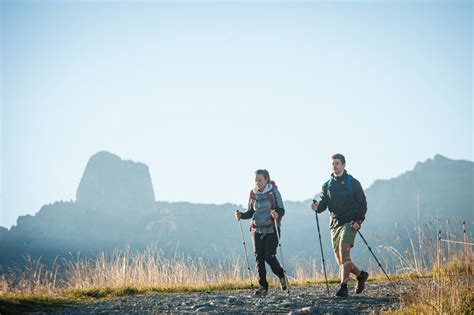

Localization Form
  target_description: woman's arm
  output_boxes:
[240,195,255,219]
[273,188,285,217]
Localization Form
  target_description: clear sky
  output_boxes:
[1,0,472,228]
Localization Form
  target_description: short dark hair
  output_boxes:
[255,169,270,182]
[331,153,346,165]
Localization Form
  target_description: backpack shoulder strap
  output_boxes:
[250,185,277,210]
[250,189,256,201]
[324,178,334,193]
[248,190,256,210]
[268,190,276,210]
[346,174,353,194]
[345,174,358,214]
[268,181,277,209]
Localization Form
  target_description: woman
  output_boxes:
[235,169,288,296]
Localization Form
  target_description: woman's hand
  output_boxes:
[235,210,242,221]
[311,200,319,211]
[271,210,279,220]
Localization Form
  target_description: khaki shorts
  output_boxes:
[331,223,357,253]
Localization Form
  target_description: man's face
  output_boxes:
[332,158,345,176]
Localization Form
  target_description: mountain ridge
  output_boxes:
[1,152,472,271]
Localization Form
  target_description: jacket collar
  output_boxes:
[331,170,348,181]
[254,182,273,194]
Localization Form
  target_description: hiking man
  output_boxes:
[311,153,369,297]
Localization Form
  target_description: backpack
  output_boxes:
[249,180,277,210]
[325,174,358,220]
[249,180,282,226]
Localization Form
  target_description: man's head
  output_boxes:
[331,153,346,177]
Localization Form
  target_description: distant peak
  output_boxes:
[76,151,156,210]
[89,151,122,162]
[412,154,471,174]
[433,154,449,161]
[418,154,451,166]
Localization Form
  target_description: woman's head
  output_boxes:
[254,169,270,191]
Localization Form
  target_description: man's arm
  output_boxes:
[352,178,367,224]
[314,182,329,213]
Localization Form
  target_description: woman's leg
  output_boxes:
[263,232,284,278]
[252,233,268,288]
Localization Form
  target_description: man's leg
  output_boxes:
[339,223,361,281]
[334,250,342,281]
[344,240,370,294]
[334,223,358,297]
[331,226,343,282]
[339,242,361,283]
[345,231,369,294]
[351,262,361,277]
[339,224,369,295]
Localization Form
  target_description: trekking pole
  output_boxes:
[312,200,330,296]
[236,211,254,289]
[357,230,397,291]
[273,218,290,294]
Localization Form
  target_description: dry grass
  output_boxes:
[0,221,472,313]
[381,221,474,314]
[0,247,342,301]
[396,253,473,314]
[64,248,247,291]
[0,248,254,299]
[0,274,8,295]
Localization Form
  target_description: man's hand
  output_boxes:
[271,210,279,220]
[311,199,319,212]
[351,222,360,230]
[235,210,242,221]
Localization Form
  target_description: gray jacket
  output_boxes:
[240,182,285,235]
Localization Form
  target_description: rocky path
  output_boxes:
[9,281,407,314]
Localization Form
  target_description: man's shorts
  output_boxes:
[331,223,357,253]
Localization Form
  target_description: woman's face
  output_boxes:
[254,174,268,191]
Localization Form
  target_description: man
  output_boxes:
[311,153,369,297]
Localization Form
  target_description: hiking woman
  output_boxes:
[235,169,288,296]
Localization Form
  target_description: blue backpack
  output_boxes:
[324,174,358,220]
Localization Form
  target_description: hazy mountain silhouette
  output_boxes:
[363,154,473,235]
[76,151,155,211]
[0,152,472,272]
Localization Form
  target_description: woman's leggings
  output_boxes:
[252,231,285,288]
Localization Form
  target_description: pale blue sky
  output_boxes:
[1,0,472,228]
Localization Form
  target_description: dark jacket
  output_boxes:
[316,170,367,229]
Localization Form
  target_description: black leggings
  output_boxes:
[252,231,285,288]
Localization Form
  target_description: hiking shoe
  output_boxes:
[279,274,288,291]
[336,283,349,297]
[254,286,268,296]
[355,271,369,294]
